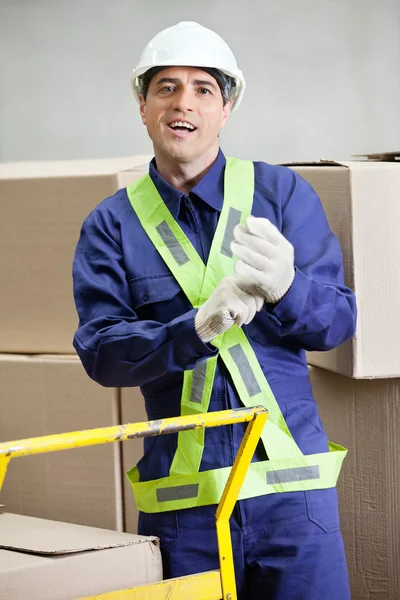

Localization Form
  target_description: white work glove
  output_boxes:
[194,275,264,343]
[231,216,295,304]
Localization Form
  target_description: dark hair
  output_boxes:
[140,66,235,105]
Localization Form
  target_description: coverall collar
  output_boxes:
[149,149,226,219]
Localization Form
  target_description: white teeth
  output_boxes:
[169,121,195,130]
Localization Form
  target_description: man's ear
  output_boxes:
[139,94,147,125]
[220,99,233,130]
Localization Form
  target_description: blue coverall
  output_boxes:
[73,150,357,599]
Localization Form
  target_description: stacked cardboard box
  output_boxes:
[0,156,151,354]
[286,158,400,599]
[0,355,122,531]
[0,157,151,533]
[288,159,400,379]
[309,366,400,599]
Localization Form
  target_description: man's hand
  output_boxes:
[195,275,264,343]
[231,215,295,304]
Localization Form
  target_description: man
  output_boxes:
[73,21,357,600]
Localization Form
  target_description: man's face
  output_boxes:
[139,66,232,163]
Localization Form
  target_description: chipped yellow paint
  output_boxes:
[76,570,222,600]
[0,407,262,460]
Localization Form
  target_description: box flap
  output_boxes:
[0,513,157,556]
[352,151,400,161]
[281,160,349,168]
[283,159,400,171]
[0,155,152,180]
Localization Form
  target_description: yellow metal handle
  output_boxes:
[0,405,268,600]
[0,407,266,485]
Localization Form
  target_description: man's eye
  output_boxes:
[199,88,211,95]
[160,86,175,92]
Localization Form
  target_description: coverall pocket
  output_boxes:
[136,436,180,551]
[284,395,329,456]
[129,273,181,309]
[129,273,186,322]
[297,397,327,436]
[284,396,341,532]
[305,487,341,533]
[138,509,180,552]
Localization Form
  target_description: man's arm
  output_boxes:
[233,166,357,351]
[72,208,217,388]
[265,169,357,350]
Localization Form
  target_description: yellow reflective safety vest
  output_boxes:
[126,157,347,514]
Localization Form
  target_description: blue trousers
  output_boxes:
[138,395,350,599]
[139,487,350,599]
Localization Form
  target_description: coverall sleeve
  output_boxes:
[72,208,217,387]
[266,170,357,351]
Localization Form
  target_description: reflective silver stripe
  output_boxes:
[221,207,242,258]
[190,362,207,404]
[228,344,261,397]
[156,221,190,266]
[267,465,320,485]
[156,484,199,503]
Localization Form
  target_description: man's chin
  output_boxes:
[162,144,197,162]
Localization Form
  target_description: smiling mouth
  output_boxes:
[167,120,197,134]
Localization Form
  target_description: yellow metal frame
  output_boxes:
[0,406,268,600]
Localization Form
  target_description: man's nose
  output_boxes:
[171,87,195,113]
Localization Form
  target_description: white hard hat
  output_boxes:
[130,21,245,111]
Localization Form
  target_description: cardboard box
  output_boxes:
[0,512,162,600]
[309,366,400,600]
[0,355,122,531]
[287,160,400,378]
[120,388,147,534]
[0,155,151,354]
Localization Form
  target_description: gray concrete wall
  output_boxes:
[1,0,399,163]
